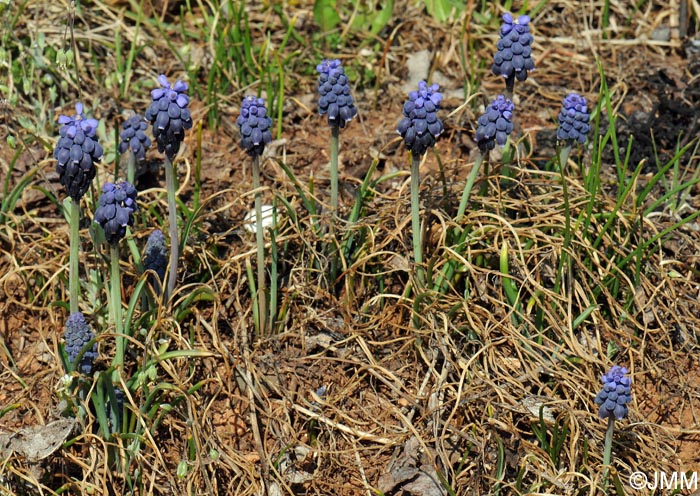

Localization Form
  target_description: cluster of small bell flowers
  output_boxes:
[54,103,103,202]
[557,93,591,145]
[397,81,444,156]
[94,182,138,246]
[145,75,193,160]
[317,59,358,129]
[595,365,632,420]
[143,229,168,282]
[492,13,535,82]
[118,114,152,162]
[474,95,515,153]
[64,312,97,374]
[237,96,273,157]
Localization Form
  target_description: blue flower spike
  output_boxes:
[474,95,515,153]
[492,13,535,83]
[595,365,632,420]
[236,96,273,158]
[143,229,168,282]
[557,93,591,145]
[144,74,193,160]
[64,312,97,374]
[397,81,444,157]
[94,181,138,246]
[118,114,152,162]
[317,59,358,128]
[54,102,103,201]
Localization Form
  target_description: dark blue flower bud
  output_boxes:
[143,229,167,282]
[595,365,632,420]
[118,114,152,161]
[317,59,357,129]
[54,103,102,202]
[492,13,535,82]
[397,81,444,156]
[557,93,591,144]
[144,75,193,160]
[236,96,273,157]
[475,95,515,153]
[64,312,97,374]
[94,182,138,245]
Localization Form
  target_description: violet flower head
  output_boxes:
[54,102,103,202]
[474,95,515,153]
[317,59,357,129]
[118,114,152,162]
[236,96,273,157]
[94,181,138,246]
[143,229,167,282]
[492,13,535,82]
[64,312,97,374]
[397,81,444,156]
[595,365,632,420]
[557,93,591,144]
[144,74,193,160]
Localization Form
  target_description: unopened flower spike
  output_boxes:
[93,181,138,246]
[397,80,444,157]
[64,312,97,374]
[317,59,357,128]
[145,74,193,160]
[237,96,273,157]
[54,102,102,202]
[119,114,152,162]
[143,229,168,283]
[557,93,591,145]
[474,95,515,153]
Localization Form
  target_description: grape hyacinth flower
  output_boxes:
[397,81,444,287]
[237,96,274,335]
[317,59,357,129]
[557,93,591,145]
[94,182,138,372]
[64,312,97,374]
[145,74,193,300]
[94,182,138,246]
[237,96,273,158]
[54,102,103,314]
[492,12,535,95]
[595,365,632,480]
[143,229,168,283]
[144,75,193,160]
[474,95,515,154]
[397,81,444,157]
[119,114,152,185]
[595,365,631,421]
[317,59,358,219]
[456,95,515,222]
[54,102,102,202]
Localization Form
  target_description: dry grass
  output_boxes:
[1,1,700,495]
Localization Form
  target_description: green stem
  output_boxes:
[410,154,424,287]
[110,244,124,370]
[252,154,267,336]
[330,125,339,215]
[69,198,80,314]
[164,155,179,301]
[456,152,485,222]
[127,151,136,186]
[504,75,515,101]
[602,416,615,484]
[554,145,572,295]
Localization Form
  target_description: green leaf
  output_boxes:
[423,0,464,23]
[313,0,341,33]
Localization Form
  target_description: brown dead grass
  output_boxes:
[1,0,700,495]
